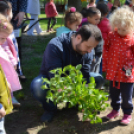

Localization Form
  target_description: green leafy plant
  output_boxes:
[42,64,109,124]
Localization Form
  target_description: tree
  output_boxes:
[68,0,82,11]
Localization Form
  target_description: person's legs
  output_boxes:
[32,14,42,34]
[30,74,57,122]
[109,81,121,111]
[106,81,121,120]
[47,18,51,32]
[120,82,133,125]
[0,117,6,134]
[16,36,22,60]
[11,35,26,80]
[27,14,39,35]
[89,72,104,89]
[50,17,57,31]
[121,83,133,115]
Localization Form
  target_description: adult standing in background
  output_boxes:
[7,0,27,59]
[27,0,42,36]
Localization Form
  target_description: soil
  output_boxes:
[5,95,134,134]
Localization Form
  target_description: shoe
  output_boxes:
[106,110,120,120]
[120,114,132,125]
[40,111,54,122]
[19,75,26,81]
[12,96,21,108]
[47,30,50,32]
[50,28,54,32]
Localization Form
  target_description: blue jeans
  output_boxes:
[109,81,133,115]
[30,73,104,112]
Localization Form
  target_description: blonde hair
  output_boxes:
[0,13,13,34]
[109,6,134,31]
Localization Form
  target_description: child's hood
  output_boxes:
[56,26,71,37]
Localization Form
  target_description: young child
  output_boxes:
[1,1,26,78]
[113,0,121,7]
[56,7,82,36]
[0,64,13,134]
[45,0,58,32]
[97,3,111,41]
[78,8,88,29]
[107,0,113,11]
[0,0,23,107]
[87,0,96,8]
[103,6,134,125]
[86,7,103,73]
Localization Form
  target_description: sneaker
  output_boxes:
[12,96,20,108]
[106,110,120,120]
[120,114,132,125]
[40,111,54,122]
[19,75,26,81]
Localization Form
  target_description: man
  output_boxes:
[31,24,104,122]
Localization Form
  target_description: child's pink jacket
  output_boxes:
[45,2,58,18]
[2,38,18,66]
[98,18,111,41]
[0,38,22,92]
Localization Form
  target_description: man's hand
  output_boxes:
[14,12,25,26]
[0,107,6,119]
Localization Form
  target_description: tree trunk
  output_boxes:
[68,0,82,11]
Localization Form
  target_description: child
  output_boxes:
[113,0,121,7]
[87,0,96,8]
[78,8,88,29]
[45,0,58,32]
[107,0,113,11]
[56,7,82,36]
[0,0,26,82]
[0,65,13,134]
[97,3,110,41]
[0,0,23,107]
[86,7,103,73]
[103,6,134,125]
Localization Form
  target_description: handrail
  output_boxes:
[21,18,49,33]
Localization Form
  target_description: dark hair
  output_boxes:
[76,24,102,42]
[110,6,118,13]
[97,3,109,16]
[113,0,121,7]
[65,7,82,26]
[87,7,101,18]
[0,0,12,14]
[89,0,95,4]
[80,8,88,18]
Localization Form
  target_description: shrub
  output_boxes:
[42,64,109,124]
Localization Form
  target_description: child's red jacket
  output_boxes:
[98,18,111,41]
[45,2,58,18]
[102,31,134,88]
